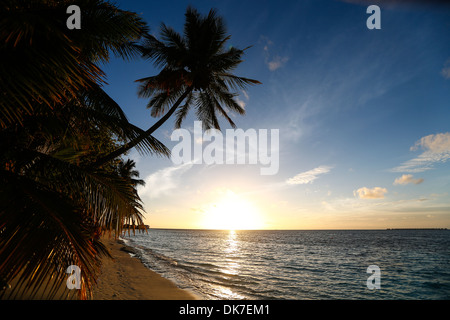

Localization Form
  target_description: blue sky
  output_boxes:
[103,0,450,229]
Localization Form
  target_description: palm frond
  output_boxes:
[175,91,194,128]
[77,86,171,158]
[210,94,237,129]
[219,73,262,91]
[0,0,149,129]
[136,68,190,99]
[196,90,220,130]
[0,170,109,300]
[160,22,187,53]
[69,0,149,62]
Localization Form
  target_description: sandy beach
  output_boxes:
[1,236,197,300]
[92,237,198,300]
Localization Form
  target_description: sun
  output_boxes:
[202,191,264,230]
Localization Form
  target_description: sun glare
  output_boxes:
[202,191,264,230]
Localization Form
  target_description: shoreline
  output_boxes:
[1,235,198,300]
[92,236,198,300]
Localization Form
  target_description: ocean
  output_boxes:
[121,229,450,300]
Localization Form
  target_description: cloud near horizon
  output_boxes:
[391,132,450,173]
[286,165,333,185]
[393,174,424,185]
[354,187,388,199]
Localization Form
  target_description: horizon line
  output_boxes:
[137,227,449,232]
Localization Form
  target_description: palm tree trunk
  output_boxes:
[93,87,193,167]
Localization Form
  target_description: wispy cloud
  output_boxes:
[393,174,424,185]
[281,97,321,142]
[442,58,450,79]
[261,36,273,51]
[391,132,450,173]
[267,55,289,71]
[354,187,388,199]
[138,162,193,199]
[286,165,333,185]
[261,36,289,71]
[322,193,449,220]
[410,132,450,153]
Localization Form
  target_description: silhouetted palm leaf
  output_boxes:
[76,83,171,157]
[0,170,109,299]
[0,0,147,129]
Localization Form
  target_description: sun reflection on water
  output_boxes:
[212,285,245,299]
[225,230,238,253]
[223,230,240,275]
[216,230,244,298]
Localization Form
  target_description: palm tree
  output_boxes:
[0,0,164,299]
[116,159,148,232]
[117,159,146,190]
[94,6,261,166]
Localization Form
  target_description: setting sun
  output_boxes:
[202,191,264,230]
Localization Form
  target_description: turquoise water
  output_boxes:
[122,229,450,300]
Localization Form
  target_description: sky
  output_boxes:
[102,0,450,230]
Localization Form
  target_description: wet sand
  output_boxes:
[92,237,198,300]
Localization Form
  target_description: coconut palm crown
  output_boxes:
[138,6,261,129]
[94,7,261,166]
